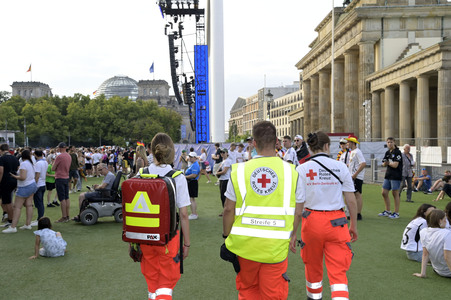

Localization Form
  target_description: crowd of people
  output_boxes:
[2,127,451,299]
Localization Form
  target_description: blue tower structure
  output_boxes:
[194,46,209,143]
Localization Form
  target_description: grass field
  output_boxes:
[1,175,450,299]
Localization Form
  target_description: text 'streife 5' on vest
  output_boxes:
[225,157,298,264]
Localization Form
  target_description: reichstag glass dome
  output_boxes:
[96,75,138,100]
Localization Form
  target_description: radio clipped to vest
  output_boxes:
[121,168,181,246]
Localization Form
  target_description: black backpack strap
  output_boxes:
[311,159,343,185]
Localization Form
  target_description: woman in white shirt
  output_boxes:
[413,209,451,278]
[215,148,232,214]
[290,131,358,300]
[199,148,211,183]
[3,150,37,233]
[137,133,191,299]
[400,204,436,262]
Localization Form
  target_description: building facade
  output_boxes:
[233,83,301,137]
[11,81,52,99]
[296,0,451,156]
[242,93,258,136]
[228,97,246,138]
[269,90,303,137]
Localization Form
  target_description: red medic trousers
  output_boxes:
[140,232,181,300]
[300,210,353,299]
[236,257,289,300]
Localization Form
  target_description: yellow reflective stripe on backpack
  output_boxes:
[126,216,159,227]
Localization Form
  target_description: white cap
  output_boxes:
[188,152,198,158]
[295,135,303,141]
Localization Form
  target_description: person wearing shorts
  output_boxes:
[73,164,115,222]
[53,142,72,223]
[379,137,403,219]
[185,152,200,220]
[45,156,58,207]
[346,135,366,220]
[0,144,20,227]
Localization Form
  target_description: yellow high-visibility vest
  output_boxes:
[225,157,298,263]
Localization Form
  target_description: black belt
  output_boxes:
[306,208,344,212]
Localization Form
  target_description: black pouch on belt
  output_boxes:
[220,243,240,273]
[330,217,347,227]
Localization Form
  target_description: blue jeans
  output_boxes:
[33,186,46,220]
[406,250,422,262]
[383,179,401,191]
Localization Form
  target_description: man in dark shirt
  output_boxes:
[0,144,20,226]
[378,137,403,219]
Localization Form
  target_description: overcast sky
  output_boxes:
[0,0,341,123]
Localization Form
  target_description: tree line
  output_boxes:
[0,92,182,147]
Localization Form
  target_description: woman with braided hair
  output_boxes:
[290,131,358,300]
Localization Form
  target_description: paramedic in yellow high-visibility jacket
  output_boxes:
[223,121,302,300]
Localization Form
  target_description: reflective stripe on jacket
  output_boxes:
[225,157,298,263]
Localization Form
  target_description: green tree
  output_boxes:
[0,105,20,131]
[22,100,64,145]
[0,91,10,103]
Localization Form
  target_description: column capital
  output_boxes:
[384,85,395,91]
[344,49,359,56]
[398,80,411,87]
[417,74,430,79]
[311,73,319,79]
[358,40,376,46]
[318,68,331,74]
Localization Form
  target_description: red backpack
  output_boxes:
[121,168,181,245]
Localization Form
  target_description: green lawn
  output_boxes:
[1,177,450,299]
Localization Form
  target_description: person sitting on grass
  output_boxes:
[413,168,432,193]
[73,163,115,222]
[434,175,451,202]
[29,217,67,259]
[401,204,436,262]
[425,170,451,195]
[413,209,451,278]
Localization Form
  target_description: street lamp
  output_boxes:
[265,89,273,121]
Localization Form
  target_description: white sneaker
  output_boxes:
[1,222,12,228]
[188,214,198,220]
[19,224,32,230]
[2,213,8,222]
[30,220,39,227]
[3,226,17,233]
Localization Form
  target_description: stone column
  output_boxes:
[303,79,311,137]
[437,69,451,156]
[310,75,319,132]
[344,50,359,135]
[359,41,375,138]
[399,81,411,145]
[318,69,331,132]
[334,58,345,132]
[371,91,381,139]
[384,86,396,138]
[416,75,430,146]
